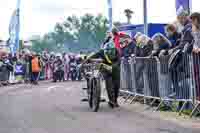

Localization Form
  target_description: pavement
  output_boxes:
[0,81,200,133]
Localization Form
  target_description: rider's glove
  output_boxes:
[96,63,103,70]
[97,63,112,73]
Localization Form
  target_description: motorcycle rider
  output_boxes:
[81,33,121,108]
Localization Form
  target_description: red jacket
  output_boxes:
[113,32,126,55]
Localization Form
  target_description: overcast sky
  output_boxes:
[0,0,200,40]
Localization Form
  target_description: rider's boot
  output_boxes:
[113,87,120,108]
[108,101,115,108]
[114,102,120,108]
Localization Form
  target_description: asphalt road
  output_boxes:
[0,81,200,133]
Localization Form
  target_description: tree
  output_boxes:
[31,14,109,53]
[124,9,134,24]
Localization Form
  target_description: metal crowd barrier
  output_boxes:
[190,53,200,116]
[120,53,200,116]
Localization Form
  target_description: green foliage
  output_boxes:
[31,14,109,53]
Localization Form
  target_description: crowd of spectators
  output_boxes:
[0,49,84,86]
[113,9,200,111]
[112,8,200,59]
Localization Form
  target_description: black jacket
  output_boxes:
[175,23,194,53]
[135,40,154,57]
[121,41,136,58]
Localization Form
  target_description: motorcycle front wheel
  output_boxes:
[90,77,101,112]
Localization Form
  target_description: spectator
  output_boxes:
[134,33,153,57]
[151,33,172,57]
[31,53,41,85]
[133,33,156,95]
[49,52,55,79]
[52,53,64,82]
[168,9,194,110]
[118,34,135,92]
[111,27,126,55]
[165,24,182,48]
[42,51,50,80]
[191,12,200,101]
[173,9,193,53]
[174,7,190,33]
[24,52,31,83]
[0,52,13,85]
[63,53,70,81]
[191,12,200,53]
[119,34,136,58]
[38,53,45,80]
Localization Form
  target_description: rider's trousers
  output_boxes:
[101,62,120,104]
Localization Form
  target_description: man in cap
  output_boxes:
[175,7,190,33]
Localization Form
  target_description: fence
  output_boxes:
[120,52,200,117]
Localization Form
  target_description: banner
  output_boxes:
[8,0,21,56]
[8,10,18,55]
[175,0,190,13]
[8,9,20,55]
[9,10,17,34]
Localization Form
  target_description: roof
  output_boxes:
[118,23,167,31]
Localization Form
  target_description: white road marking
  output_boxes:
[47,85,61,92]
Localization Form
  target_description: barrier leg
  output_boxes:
[129,95,137,104]
[123,94,132,104]
[150,99,157,106]
[190,103,200,117]
[178,101,188,115]
[118,96,125,103]
[156,100,163,111]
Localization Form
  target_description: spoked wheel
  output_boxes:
[89,77,101,112]
[87,78,93,108]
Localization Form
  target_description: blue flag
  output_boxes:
[175,0,190,13]
[9,10,17,35]
[8,9,20,55]
[8,10,17,55]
